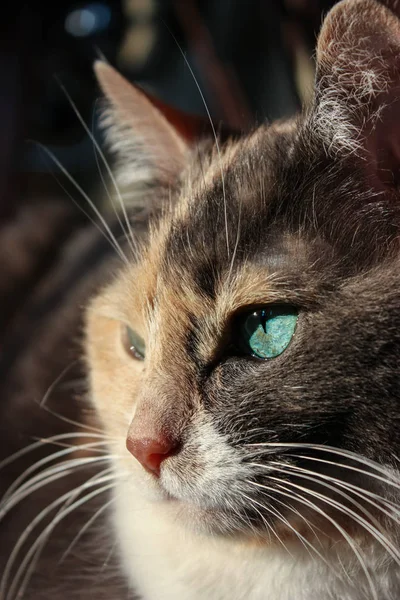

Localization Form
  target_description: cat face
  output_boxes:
[87,0,400,542]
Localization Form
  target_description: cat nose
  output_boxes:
[126,435,177,476]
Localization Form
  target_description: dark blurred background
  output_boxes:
[0,0,338,221]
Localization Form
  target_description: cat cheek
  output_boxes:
[86,313,142,444]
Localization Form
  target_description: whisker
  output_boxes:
[30,438,113,453]
[91,100,139,261]
[37,361,105,436]
[26,466,114,584]
[6,478,118,600]
[286,451,400,491]
[1,470,118,600]
[227,193,241,280]
[244,443,400,488]
[247,478,325,547]
[60,491,119,563]
[3,440,116,503]
[269,460,400,519]
[58,81,138,258]
[227,138,248,280]
[245,481,340,573]
[259,462,400,564]
[253,479,378,600]
[31,141,129,264]
[43,164,127,264]
[37,397,103,434]
[248,492,318,559]
[240,492,293,556]
[25,469,125,592]
[0,432,109,473]
[39,361,78,408]
[268,470,400,568]
[100,540,117,573]
[0,456,116,520]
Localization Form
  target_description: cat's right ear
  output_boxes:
[94,62,200,188]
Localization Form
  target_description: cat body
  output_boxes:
[3,1,400,599]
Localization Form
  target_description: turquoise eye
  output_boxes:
[238,306,298,359]
[122,325,146,361]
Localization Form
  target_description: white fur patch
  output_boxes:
[112,477,399,600]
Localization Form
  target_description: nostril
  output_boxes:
[126,435,178,476]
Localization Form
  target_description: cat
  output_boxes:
[2,0,400,598]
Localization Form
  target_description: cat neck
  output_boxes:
[113,479,396,600]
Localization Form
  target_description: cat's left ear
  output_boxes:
[95,61,210,188]
[312,0,400,188]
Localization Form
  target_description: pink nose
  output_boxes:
[126,435,177,476]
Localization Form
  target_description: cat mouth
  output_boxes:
[164,496,251,535]
[149,473,235,529]
[155,474,266,536]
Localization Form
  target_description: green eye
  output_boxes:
[122,325,146,361]
[237,306,298,359]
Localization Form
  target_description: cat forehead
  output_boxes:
[154,115,399,289]
[156,122,304,281]
[126,123,317,315]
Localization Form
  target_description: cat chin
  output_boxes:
[118,468,255,536]
[165,498,252,536]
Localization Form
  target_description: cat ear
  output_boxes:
[312,0,400,187]
[94,61,197,190]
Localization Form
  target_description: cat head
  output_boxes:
[87,0,400,542]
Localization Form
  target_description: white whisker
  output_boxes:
[3,440,116,503]
[99,540,117,573]
[277,478,400,569]
[262,463,400,567]
[0,456,116,521]
[244,493,294,553]
[16,480,118,600]
[245,443,400,488]
[32,141,129,264]
[60,491,118,563]
[31,438,113,453]
[245,480,340,573]
[270,460,400,520]
[37,397,103,434]
[286,451,400,491]
[3,472,119,600]
[91,103,139,260]
[255,479,378,600]
[247,477,324,545]
[56,83,138,258]
[39,361,78,408]
[227,186,242,280]
[0,432,109,473]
